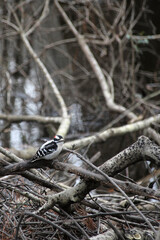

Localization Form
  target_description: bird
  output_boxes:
[30,135,64,162]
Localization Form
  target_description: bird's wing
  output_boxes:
[40,140,57,152]
[32,141,57,161]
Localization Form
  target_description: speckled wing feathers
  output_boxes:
[32,140,57,161]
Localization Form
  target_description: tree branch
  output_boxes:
[0,154,160,200]
[55,0,135,119]
[8,2,70,137]
[25,0,50,36]
[0,113,62,124]
[64,114,160,149]
[0,135,159,234]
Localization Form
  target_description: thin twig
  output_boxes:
[23,212,78,240]
[60,208,90,240]
[25,0,49,36]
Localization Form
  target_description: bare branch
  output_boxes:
[0,149,160,200]
[25,0,50,36]
[63,144,157,234]
[16,212,77,240]
[0,135,159,233]
[55,0,135,119]
[6,2,70,137]
[64,114,160,149]
[20,31,70,136]
[0,113,62,123]
[99,135,160,175]
[127,33,160,41]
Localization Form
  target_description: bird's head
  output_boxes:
[54,135,64,143]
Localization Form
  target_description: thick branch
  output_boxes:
[0,159,160,200]
[53,161,160,200]
[0,136,160,201]
[1,136,160,180]
[100,135,160,175]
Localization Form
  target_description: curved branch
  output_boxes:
[64,114,160,149]
[7,2,70,137]
[55,0,135,119]
[20,31,70,137]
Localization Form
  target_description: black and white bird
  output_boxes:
[31,135,64,162]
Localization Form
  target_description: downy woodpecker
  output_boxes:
[31,135,64,162]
